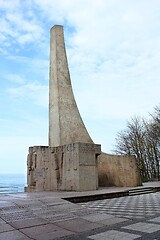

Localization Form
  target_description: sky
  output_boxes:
[0,0,160,174]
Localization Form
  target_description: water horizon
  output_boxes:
[0,173,27,194]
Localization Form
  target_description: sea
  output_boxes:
[0,174,27,194]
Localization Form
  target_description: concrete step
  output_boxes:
[129,187,154,196]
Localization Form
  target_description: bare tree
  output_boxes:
[115,106,160,182]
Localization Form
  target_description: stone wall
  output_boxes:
[98,153,142,187]
[25,143,101,192]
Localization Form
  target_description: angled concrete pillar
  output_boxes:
[49,25,93,147]
[26,25,101,192]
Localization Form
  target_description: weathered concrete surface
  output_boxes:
[49,25,93,147]
[98,153,142,187]
[26,143,101,192]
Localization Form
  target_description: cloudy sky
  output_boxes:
[0,0,160,174]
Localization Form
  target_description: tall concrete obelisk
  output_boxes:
[49,25,93,147]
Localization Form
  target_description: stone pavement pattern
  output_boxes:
[0,189,160,239]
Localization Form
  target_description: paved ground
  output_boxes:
[0,182,160,240]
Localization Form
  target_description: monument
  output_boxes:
[25,25,101,192]
[25,25,141,192]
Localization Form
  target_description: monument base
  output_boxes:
[25,143,101,192]
[98,153,142,187]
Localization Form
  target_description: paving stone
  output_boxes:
[55,218,103,233]
[0,223,15,233]
[80,213,128,226]
[44,213,77,222]
[148,216,160,223]
[81,213,115,222]
[99,217,128,226]
[9,217,47,229]
[31,229,74,240]
[1,211,34,221]
[0,230,31,240]
[20,223,67,238]
[40,197,66,204]
[122,222,160,233]
[0,218,6,224]
[12,200,43,206]
[73,208,99,217]
[88,230,141,240]
[1,207,26,214]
